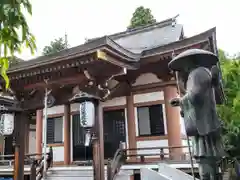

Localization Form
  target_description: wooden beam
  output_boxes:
[106,81,130,100]
[131,81,176,93]
[23,74,85,90]
[96,49,137,70]
[21,89,73,111]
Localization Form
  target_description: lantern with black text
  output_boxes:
[70,91,99,146]
[0,96,22,136]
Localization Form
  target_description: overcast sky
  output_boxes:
[19,0,239,60]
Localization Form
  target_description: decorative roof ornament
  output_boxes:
[70,91,100,103]
[96,50,107,61]
[171,14,179,27]
[171,50,176,58]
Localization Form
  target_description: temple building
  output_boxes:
[0,16,223,180]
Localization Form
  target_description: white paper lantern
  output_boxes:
[0,114,15,135]
[79,101,95,128]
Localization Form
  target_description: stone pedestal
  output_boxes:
[158,163,198,180]
[141,168,170,180]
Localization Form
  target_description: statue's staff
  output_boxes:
[174,70,196,180]
[171,51,195,179]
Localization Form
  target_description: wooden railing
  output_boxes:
[73,145,191,166]
[0,146,53,180]
[217,156,240,180]
[107,144,238,180]
[106,144,192,180]
[29,146,53,180]
[125,145,191,163]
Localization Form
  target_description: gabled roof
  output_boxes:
[8,36,140,72]
[9,16,183,72]
[89,16,183,53]
[8,16,218,75]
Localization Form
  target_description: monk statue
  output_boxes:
[168,49,225,180]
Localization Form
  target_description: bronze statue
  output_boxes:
[168,49,224,180]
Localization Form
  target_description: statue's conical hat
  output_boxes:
[168,49,219,71]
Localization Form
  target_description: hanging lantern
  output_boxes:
[70,91,99,146]
[79,101,95,128]
[0,113,15,135]
[0,95,22,136]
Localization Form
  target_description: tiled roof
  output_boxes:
[89,16,183,53]
[8,16,217,73]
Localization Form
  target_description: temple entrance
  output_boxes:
[72,114,93,161]
[4,135,14,160]
[72,109,126,161]
[103,109,126,159]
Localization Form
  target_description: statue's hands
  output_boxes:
[170,97,181,107]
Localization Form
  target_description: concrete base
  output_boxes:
[158,163,199,180]
[140,168,171,180]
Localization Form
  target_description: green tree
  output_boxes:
[43,36,68,55]
[128,6,156,29]
[0,0,36,89]
[217,49,240,157]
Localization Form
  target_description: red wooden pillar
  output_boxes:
[36,110,43,157]
[126,94,137,160]
[93,102,105,180]
[64,104,71,165]
[164,85,182,159]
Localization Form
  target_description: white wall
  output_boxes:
[137,140,169,158]
[47,103,80,115]
[132,73,162,86]
[51,147,65,162]
[100,96,126,107]
[29,131,36,154]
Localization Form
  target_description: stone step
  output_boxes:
[46,168,131,180]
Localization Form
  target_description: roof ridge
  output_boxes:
[111,16,177,39]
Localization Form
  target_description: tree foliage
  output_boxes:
[217,49,240,157]
[43,37,68,55]
[128,6,156,29]
[0,0,36,89]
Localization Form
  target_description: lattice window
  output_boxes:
[137,104,165,136]
[47,117,63,144]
